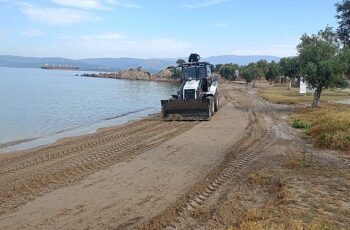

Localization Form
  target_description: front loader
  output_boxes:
[161,53,219,121]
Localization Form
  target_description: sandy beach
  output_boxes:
[0,83,349,229]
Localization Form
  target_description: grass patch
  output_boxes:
[259,87,349,105]
[234,174,337,230]
[248,170,274,186]
[233,164,348,230]
[285,154,313,169]
[290,105,350,152]
[259,86,350,152]
[291,119,311,129]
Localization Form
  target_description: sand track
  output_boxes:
[2,83,341,230]
[141,87,277,229]
[0,119,197,215]
[147,87,350,230]
[0,120,163,175]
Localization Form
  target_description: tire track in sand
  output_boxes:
[0,120,197,215]
[141,91,277,230]
[0,120,162,176]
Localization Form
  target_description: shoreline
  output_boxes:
[0,77,237,154]
[81,68,180,83]
[0,67,177,154]
[0,82,250,227]
[0,78,226,154]
[0,108,160,154]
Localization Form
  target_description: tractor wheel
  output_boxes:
[214,94,219,112]
[208,96,215,117]
[207,101,212,119]
[161,106,165,119]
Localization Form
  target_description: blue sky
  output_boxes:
[0,0,339,58]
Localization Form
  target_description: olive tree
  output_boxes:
[336,0,350,45]
[279,57,300,89]
[254,60,269,88]
[257,60,269,77]
[265,61,279,85]
[214,64,223,73]
[341,46,350,78]
[219,64,239,80]
[240,66,253,89]
[240,63,263,89]
[176,59,186,66]
[298,27,348,108]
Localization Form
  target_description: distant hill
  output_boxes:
[0,55,281,72]
[0,55,100,71]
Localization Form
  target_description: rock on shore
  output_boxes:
[82,68,178,82]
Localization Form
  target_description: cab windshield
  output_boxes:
[182,66,207,80]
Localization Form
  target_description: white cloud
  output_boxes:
[215,23,227,27]
[21,28,43,37]
[57,32,126,41]
[104,0,142,9]
[184,0,228,9]
[121,3,141,9]
[81,32,126,41]
[51,0,110,10]
[50,0,141,10]
[17,3,97,26]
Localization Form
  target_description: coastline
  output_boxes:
[0,107,160,154]
[0,67,177,154]
[81,68,180,82]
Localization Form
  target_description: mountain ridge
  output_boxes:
[0,55,281,72]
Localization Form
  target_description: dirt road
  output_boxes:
[0,83,349,229]
[144,88,350,229]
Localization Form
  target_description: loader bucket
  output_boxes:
[161,98,211,121]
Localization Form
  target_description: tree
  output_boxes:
[166,66,181,78]
[240,63,262,89]
[253,60,268,88]
[298,26,348,108]
[240,65,254,89]
[279,57,300,89]
[250,63,263,88]
[265,61,279,84]
[256,59,269,77]
[340,46,350,78]
[214,64,223,73]
[176,59,186,66]
[336,0,350,45]
[219,64,239,80]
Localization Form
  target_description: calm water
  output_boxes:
[0,67,177,152]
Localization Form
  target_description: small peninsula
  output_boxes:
[81,68,179,82]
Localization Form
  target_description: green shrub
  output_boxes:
[291,119,311,129]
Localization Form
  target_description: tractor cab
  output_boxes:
[180,62,214,96]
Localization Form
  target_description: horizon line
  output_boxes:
[0,54,284,60]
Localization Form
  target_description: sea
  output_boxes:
[0,67,178,153]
